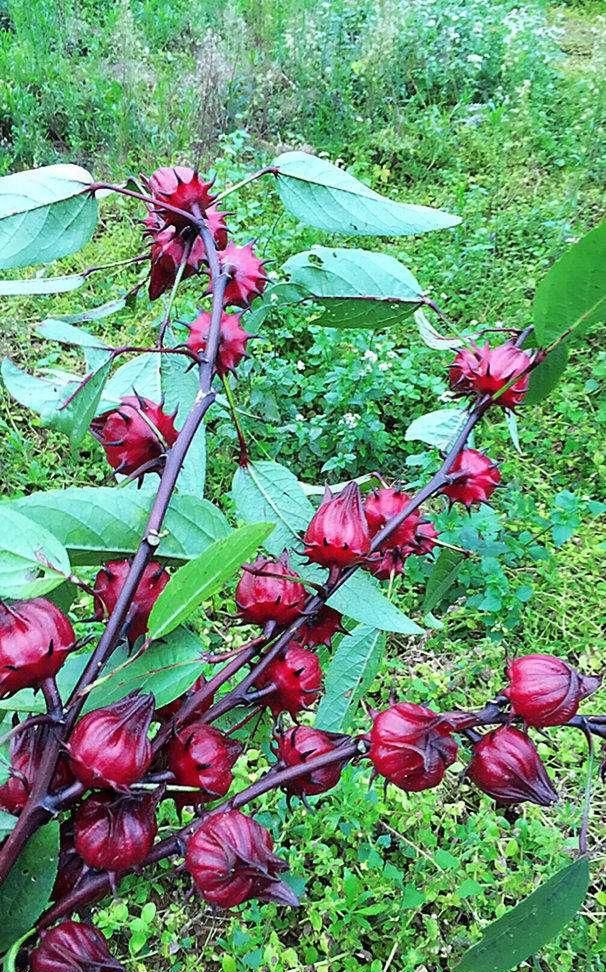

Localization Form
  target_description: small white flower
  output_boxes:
[363,349,378,363]
[342,412,360,429]
[295,413,304,422]
[467,53,483,65]
[296,360,306,371]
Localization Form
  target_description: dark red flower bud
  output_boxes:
[93,560,170,647]
[410,520,440,555]
[276,726,346,796]
[186,310,251,376]
[73,791,158,872]
[364,488,421,549]
[218,242,268,307]
[145,166,216,230]
[442,449,501,508]
[0,725,73,814]
[156,674,213,721]
[205,204,229,250]
[467,726,557,806]
[0,598,75,698]
[503,654,600,727]
[91,395,179,478]
[303,482,371,569]
[367,546,409,581]
[168,724,242,801]
[254,643,322,716]
[30,920,124,972]
[67,693,154,789]
[147,226,207,300]
[296,607,344,647]
[185,809,298,908]
[369,702,458,791]
[235,551,307,627]
[450,341,533,409]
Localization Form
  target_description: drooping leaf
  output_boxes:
[0,273,87,296]
[315,624,385,731]
[423,549,464,613]
[148,522,274,640]
[36,318,111,370]
[414,308,464,350]
[283,247,424,328]
[327,572,423,635]
[232,460,314,555]
[454,859,590,972]
[0,508,70,598]
[0,164,97,270]
[0,821,60,953]
[273,152,461,237]
[405,407,468,450]
[504,409,521,454]
[10,487,230,566]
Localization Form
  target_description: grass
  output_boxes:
[0,0,605,968]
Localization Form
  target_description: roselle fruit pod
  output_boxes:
[30,920,124,972]
[369,702,458,791]
[254,642,322,717]
[144,165,217,229]
[449,341,533,409]
[442,449,501,508]
[364,487,421,550]
[0,724,74,814]
[168,724,242,800]
[367,546,409,581]
[466,726,558,806]
[186,310,251,376]
[93,560,170,647]
[303,482,371,569]
[276,726,347,796]
[156,673,214,721]
[217,241,268,307]
[0,598,75,698]
[503,653,601,727]
[90,395,178,478]
[73,791,159,872]
[147,225,207,300]
[67,693,154,790]
[296,607,345,648]
[185,809,298,909]
[235,551,307,627]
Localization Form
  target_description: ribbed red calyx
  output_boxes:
[368,546,409,581]
[411,520,439,555]
[0,598,75,698]
[73,791,158,872]
[296,607,344,648]
[93,559,170,646]
[186,310,251,376]
[67,693,154,790]
[235,551,307,627]
[449,341,532,409]
[254,642,322,717]
[466,726,558,806]
[442,448,501,507]
[369,702,458,791]
[156,674,213,721]
[0,725,73,815]
[503,654,600,727]
[168,724,242,801]
[145,166,217,230]
[147,226,208,301]
[91,395,179,478]
[218,241,268,307]
[303,482,371,569]
[364,487,421,549]
[185,809,298,908]
[276,726,346,796]
[29,920,124,972]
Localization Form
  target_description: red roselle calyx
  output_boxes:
[185,809,298,908]
[0,598,75,698]
[73,791,158,872]
[276,726,347,796]
[369,702,458,791]
[93,559,170,646]
[364,487,421,549]
[466,726,558,806]
[144,166,217,230]
[449,341,533,409]
[368,546,409,581]
[156,674,213,721]
[303,482,371,569]
[296,607,344,647]
[235,551,307,627]
[67,693,154,790]
[186,310,251,376]
[442,449,501,508]
[254,643,322,716]
[91,395,179,478]
[411,520,440,555]
[30,920,124,972]
[147,226,207,301]
[218,241,268,307]
[0,725,73,815]
[503,654,601,727]
[168,724,242,800]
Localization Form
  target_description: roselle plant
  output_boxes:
[0,154,603,972]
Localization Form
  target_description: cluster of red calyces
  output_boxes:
[91,395,179,480]
[450,341,533,409]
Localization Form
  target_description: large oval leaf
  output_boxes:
[273,151,461,237]
[454,858,590,972]
[232,460,314,555]
[405,407,469,450]
[0,273,87,296]
[0,821,60,953]
[0,508,70,598]
[327,572,423,635]
[315,624,385,732]
[0,164,97,269]
[283,246,424,328]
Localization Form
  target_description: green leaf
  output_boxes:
[273,151,461,237]
[423,549,464,613]
[0,810,17,840]
[0,508,70,598]
[0,164,97,270]
[283,247,423,328]
[405,407,468,450]
[0,273,87,295]
[37,318,111,366]
[414,308,463,350]
[504,409,521,454]
[9,487,230,566]
[232,460,314,555]
[327,572,423,635]
[454,859,590,972]
[148,522,274,640]
[244,283,307,333]
[315,624,385,731]
[0,821,60,953]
